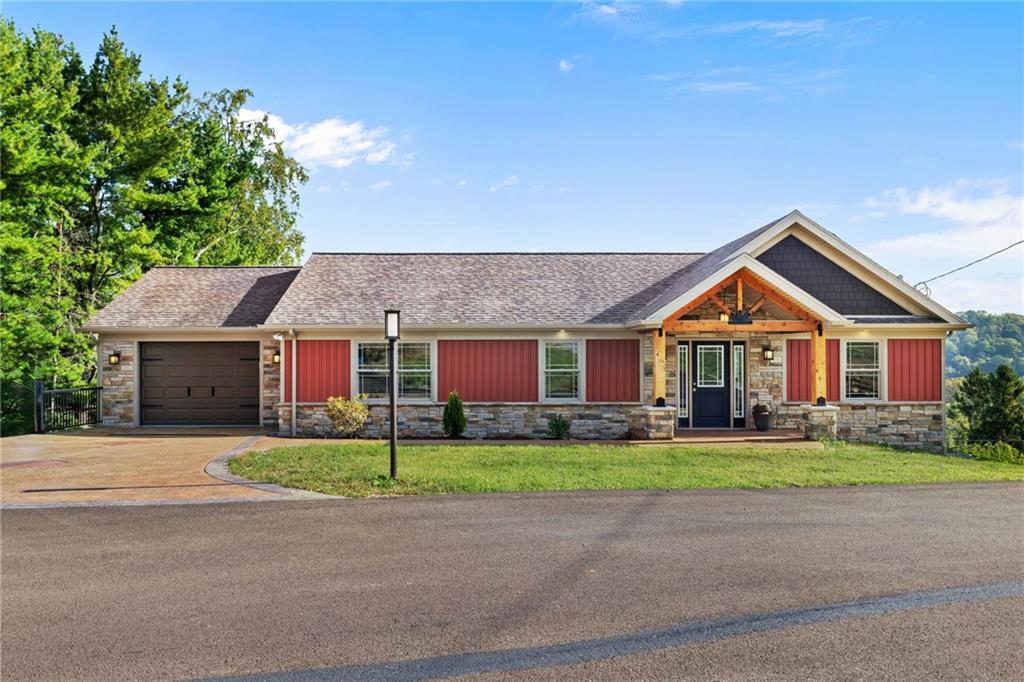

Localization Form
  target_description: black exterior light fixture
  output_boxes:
[272,350,281,364]
[108,351,121,365]
[384,309,401,480]
[762,345,774,361]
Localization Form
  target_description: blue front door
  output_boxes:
[692,342,730,428]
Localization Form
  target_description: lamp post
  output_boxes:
[384,309,401,479]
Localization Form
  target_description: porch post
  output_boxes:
[652,328,667,405]
[810,323,827,404]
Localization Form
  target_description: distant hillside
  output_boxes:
[947,311,1024,378]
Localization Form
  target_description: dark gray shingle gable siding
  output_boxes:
[756,235,910,315]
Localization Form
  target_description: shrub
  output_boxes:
[547,414,571,440]
[964,441,1024,465]
[443,390,467,437]
[325,395,369,437]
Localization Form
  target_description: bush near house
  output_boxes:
[325,395,369,437]
[442,391,466,437]
[547,415,571,440]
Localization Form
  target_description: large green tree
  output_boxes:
[0,22,307,434]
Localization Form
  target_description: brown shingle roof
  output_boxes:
[83,267,300,329]
[263,253,703,327]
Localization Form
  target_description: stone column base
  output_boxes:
[803,405,840,440]
[630,406,676,440]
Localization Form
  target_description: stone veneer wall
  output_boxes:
[100,340,135,426]
[836,403,944,452]
[261,340,281,430]
[277,403,656,440]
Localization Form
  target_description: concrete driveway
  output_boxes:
[0,428,279,507]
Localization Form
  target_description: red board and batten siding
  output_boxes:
[785,339,839,403]
[586,339,640,402]
[283,340,351,403]
[888,339,942,401]
[437,340,538,402]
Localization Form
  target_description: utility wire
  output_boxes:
[913,239,1024,295]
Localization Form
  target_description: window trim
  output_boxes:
[677,342,689,419]
[354,340,436,403]
[841,338,886,402]
[540,339,585,402]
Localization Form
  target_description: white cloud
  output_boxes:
[658,64,846,99]
[489,174,520,192]
[711,19,827,38]
[457,178,468,187]
[863,179,1023,259]
[369,180,392,191]
[239,108,405,170]
[316,185,330,193]
[559,59,575,73]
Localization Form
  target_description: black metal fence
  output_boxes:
[34,381,102,433]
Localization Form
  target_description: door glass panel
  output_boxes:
[678,344,688,418]
[697,346,724,387]
[733,344,744,418]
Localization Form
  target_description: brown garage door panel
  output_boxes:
[140,342,260,426]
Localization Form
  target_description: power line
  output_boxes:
[913,239,1024,296]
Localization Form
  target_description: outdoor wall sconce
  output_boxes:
[272,351,281,364]
[108,351,121,365]
[762,345,774,361]
[718,312,729,322]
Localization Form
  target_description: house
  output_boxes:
[83,211,970,452]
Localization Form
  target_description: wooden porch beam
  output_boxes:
[748,295,768,314]
[736,277,744,311]
[810,325,827,404]
[708,293,732,316]
[651,329,667,405]
[663,320,817,334]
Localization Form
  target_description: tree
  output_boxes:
[949,365,1024,448]
[946,311,1024,378]
[0,21,307,435]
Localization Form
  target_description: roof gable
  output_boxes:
[756,235,911,315]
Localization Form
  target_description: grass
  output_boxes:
[227,441,1024,498]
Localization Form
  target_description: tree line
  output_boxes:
[1,21,308,433]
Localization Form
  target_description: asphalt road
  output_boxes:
[2,483,1023,681]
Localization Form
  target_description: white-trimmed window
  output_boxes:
[543,341,580,400]
[733,343,744,418]
[678,343,689,418]
[844,341,881,400]
[357,342,432,400]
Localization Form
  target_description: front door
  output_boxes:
[692,342,730,428]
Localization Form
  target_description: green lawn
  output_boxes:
[228,441,1024,498]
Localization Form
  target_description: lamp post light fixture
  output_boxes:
[384,309,401,479]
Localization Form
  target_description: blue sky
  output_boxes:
[8,1,1023,312]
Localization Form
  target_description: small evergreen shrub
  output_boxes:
[964,441,1024,465]
[325,395,369,437]
[443,390,467,437]
[547,414,571,440]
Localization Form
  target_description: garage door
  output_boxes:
[140,342,260,425]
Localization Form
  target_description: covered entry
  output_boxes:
[139,342,260,425]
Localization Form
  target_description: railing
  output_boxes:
[34,381,102,433]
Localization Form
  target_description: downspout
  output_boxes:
[289,329,297,437]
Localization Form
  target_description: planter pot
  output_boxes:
[754,413,773,432]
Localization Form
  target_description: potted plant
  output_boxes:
[753,403,773,432]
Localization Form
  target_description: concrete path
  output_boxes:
[2,483,1021,680]
[0,428,280,507]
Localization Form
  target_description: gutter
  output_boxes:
[288,328,297,437]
